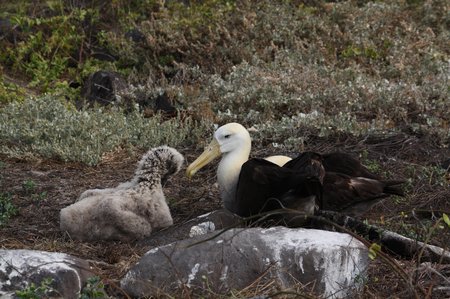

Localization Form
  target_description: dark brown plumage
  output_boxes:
[232,151,405,224]
[321,152,381,179]
[235,158,322,221]
[285,151,404,216]
[322,172,404,215]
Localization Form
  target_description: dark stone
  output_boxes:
[0,249,95,299]
[124,227,368,298]
[0,18,12,36]
[90,47,119,62]
[0,18,19,43]
[166,0,191,6]
[441,158,450,172]
[139,92,179,118]
[155,92,176,115]
[80,71,127,106]
[125,29,146,43]
[69,81,81,89]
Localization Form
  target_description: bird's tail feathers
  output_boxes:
[383,180,405,196]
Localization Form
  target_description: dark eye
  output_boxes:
[224,134,231,139]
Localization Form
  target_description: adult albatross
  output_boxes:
[186,123,404,220]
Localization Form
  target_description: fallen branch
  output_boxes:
[313,210,450,264]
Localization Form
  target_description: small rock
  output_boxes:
[142,92,178,118]
[154,92,177,115]
[0,249,95,299]
[125,28,146,43]
[90,48,118,62]
[189,221,216,237]
[0,18,18,43]
[441,158,450,172]
[80,71,127,106]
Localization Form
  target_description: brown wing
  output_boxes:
[235,158,322,217]
[285,151,404,216]
[284,152,326,184]
[323,172,401,216]
[322,152,380,179]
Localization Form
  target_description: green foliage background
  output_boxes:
[0,0,448,164]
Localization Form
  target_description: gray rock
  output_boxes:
[125,28,146,43]
[0,249,95,299]
[122,227,368,298]
[80,71,127,106]
[0,18,18,43]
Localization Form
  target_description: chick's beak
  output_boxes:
[186,138,221,179]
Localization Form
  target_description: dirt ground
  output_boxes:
[1,133,449,298]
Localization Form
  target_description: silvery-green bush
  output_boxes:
[203,49,448,148]
[159,1,448,150]
[1,1,449,161]
[0,96,205,165]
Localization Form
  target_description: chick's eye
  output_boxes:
[224,134,231,139]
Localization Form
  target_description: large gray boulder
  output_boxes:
[122,227,369,298]
[0,249,95,299]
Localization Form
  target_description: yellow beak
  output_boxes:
[186,138,221,179]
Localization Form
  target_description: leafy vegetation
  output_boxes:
[22,178,36,194]
[1,0,448,163]
[0,191,17,226]
[15,278,58,299]
[80,276,108,299]
[0,76,28,103]
[0,161,16,226]
[0,96,206,165]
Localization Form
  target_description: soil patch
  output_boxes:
[1,135,449,297]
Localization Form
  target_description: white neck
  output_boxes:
[217,145,250,213]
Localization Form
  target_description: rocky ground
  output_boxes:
[1,131,449,298]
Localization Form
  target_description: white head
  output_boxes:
[186,123,252,211]
[186,123,251,178]
[214,123,251,155]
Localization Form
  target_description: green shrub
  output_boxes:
[201,50,448,146]
[0,95,207,165]
[15,278,57,299]
[80,276,107,299]
[2,8,98,91]
[0,77,28,104]
[0,192,17,226]
[22,179,36,194]
[1,0,449,150]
